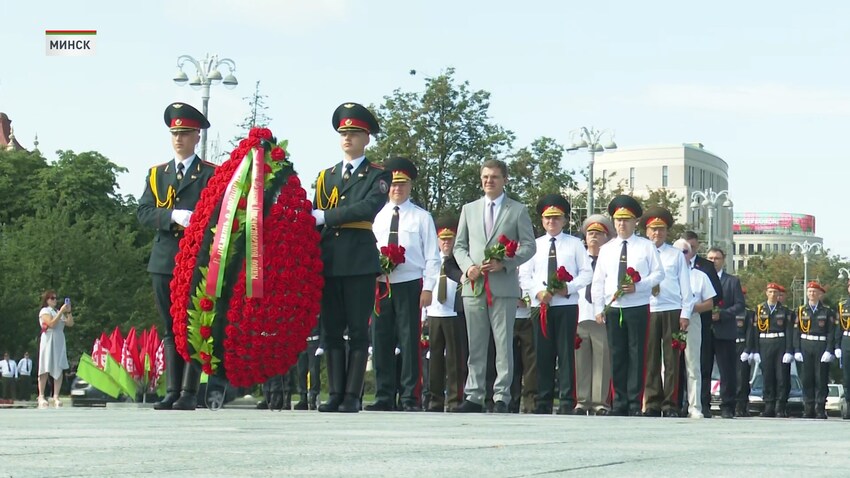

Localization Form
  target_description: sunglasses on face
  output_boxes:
[48,296,57,300]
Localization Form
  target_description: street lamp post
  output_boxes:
[566,127,617,218]
[689,188,733,249]
[173,53,238,161]
[839,267,850,281]
[790,240,824,301]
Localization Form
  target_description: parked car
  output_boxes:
[826,383,845,416]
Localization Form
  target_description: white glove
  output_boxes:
[782,353,793,364]
[821,351,833,363]
[367,346,373,356]
[835,349,842,359]
[749,353,761,365]
[425,351,430,360]
[314,347,324,357]
[740,352,749,363]
[394,347,401,356]
[171,209,193,227]
[793,352,804,363]
[311,209,325,226]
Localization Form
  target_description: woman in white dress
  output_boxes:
[37,290,74,409]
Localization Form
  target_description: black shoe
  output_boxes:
[453,400,484,413]
[493,401,509,413]
[293,400,309,410]
[556,403,574,415]
[573,407,589,416]
[172,392,197,411]
[594,408,609,416]
[629,409,643,416]
[721,408,735,419]
[154,392,180,411]
[777,409,789,418]
[662,409,679,418]
[364,400,394,411]
[318,395,343,413]
[256,400,269,410]
[402,403,422,412]
[308,395,317,411]
[643,408,662,417]
[702,409,713,419]
[761,409,776,418]
[337,394,361,413]
[816,406,828,420]
[268,392,284,411]
[426,405,444,412]
[532,403,553,415]
[609,408,629,416]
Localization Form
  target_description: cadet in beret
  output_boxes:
[641,207,692,417]
[519,194,592,414]
[836,280,850,419]
[366,157,440,412]
[752,282,795,417]
[794,281,835,419]
[312,102,392,413]
[575,214,614,415]
[138,102,216,411]
[590,195,664,416]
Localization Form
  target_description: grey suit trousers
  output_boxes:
[463,295,517,404]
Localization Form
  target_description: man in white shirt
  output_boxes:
[520,194,593,415]
[16,351,33,400]
[576,215,615,415]
[366,157,440,412]
[591,195,664,416]
[0,351,17,400]
[642,207,692,417]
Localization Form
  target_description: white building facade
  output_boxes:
[731,212,822,271]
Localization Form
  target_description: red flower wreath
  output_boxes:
[169,128,323,387]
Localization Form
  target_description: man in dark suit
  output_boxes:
[138,102,216,411]
[311,102,392,413]
[682,231,723,417]
[705,247,745,418]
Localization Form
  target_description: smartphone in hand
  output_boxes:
[65,298,71,305]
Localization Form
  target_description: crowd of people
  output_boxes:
[135,100,850,419]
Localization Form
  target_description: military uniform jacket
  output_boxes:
[312,158,391,277]
[752,301,794,354]
[793,302,835,353]
[834,299,850,349]
[737,308,755,353]
[137,158,216,275]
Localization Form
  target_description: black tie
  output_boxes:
[176,162,185,182]
[343,163,353,182]
[388,205,400,245]
[548,237,557,278]
[437,258,447,304]
[585,255,598,303]
[618,240,628,282]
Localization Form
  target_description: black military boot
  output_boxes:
[815,403,828,420]
[776,401,789,418]
[308,393,318,410]
[338,349,368,413]
[293,393,309,410]
[318,350,346,412]
[761,401,776,418]
[154,337,184,411]
[172,362,201,411]
[282,392,292,410]
[803,403,816,419]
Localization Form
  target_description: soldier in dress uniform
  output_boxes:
[793,281,835,419]
[293,325,322,410]
[521,194,592,414]
[311,103,392,413]
[591,195,665,416]
[835,280,850,419]
[776,286,794,416]
[735,287,755,417]
[138,102,216,411]
[751,282,795,417]
[366,157,440,412]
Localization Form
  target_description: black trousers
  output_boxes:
[151,273,175,337]
[606,305,649,413]
[372,279,422,406]
[759,338,787,405]
[320,275,375,352]
[701,335,737,411]
[800,339,830,406]
[533,305,578,407]
[296,339,322,398]
[843,339,850,404]
[735,341,751,410]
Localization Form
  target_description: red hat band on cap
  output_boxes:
[338,117,370,132]
[171,118,201,130]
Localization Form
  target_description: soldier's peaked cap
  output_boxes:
[164,102,210,131]
[332,102,380,134]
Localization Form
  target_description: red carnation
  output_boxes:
[271,147,286,161]
[575,335,583,350]
[557,266,573,283]
[199,298,214,311]
[200,326,212,339]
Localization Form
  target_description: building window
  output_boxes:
[662,166,668,187]
[700,169,705,188]
[738,243,745,255]
[757,244,762,253]
[748,244,754,255]
[710,174,714,188]
[781,244,787,252]
[629,167,635,189]
[774,243,779,252]
[738,260,744,270]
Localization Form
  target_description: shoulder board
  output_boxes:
[199,160,217,168]
[152,161,171,170]
[368,162,385,170]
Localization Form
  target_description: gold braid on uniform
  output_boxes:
[149,167,176,209]
[840,303,850,331]
[314,169,339,210]
[797,306,811,333]
[756,304,769,332]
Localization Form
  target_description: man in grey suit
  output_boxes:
[453,159,536,413]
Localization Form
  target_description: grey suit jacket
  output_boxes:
[453,196,536,298]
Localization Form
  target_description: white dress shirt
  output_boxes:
[484,193,505,233]
[0,359,16,378]
[649,242,693,319]
[423,254,460,317]
[176,154,197,174]
[591,233,665,315]
[16,358,32,377]
[520,232,593,307]
[373,199,441,289]
[690,268,717,306]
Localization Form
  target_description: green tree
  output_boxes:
[230,80,272,150]
[369,68,515,215]
[0,149,49,225]
[738,251,850,309]
[637,187,688,241]
[507,137,578,235]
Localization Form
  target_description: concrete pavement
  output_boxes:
[1,404,848,477]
